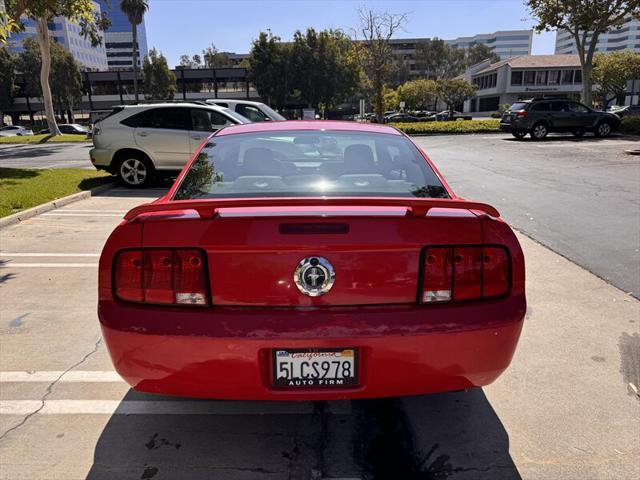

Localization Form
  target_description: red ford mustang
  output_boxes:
[98,120,526,400]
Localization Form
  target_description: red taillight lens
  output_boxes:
[515,110,527,118]
[114,248,208,306]
[421,246,510,303]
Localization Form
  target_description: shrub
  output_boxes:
[490,112,502,118]
[391,119,500,135]
[620,115,640,135]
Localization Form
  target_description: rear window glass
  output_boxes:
[509,102,529,111]
[173,130,448,200]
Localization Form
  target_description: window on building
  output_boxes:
[561,70,574,84]
[478,96,500,112]
[548,70,560,85]
[574,69,582,83]
[535,70,547,85]
[511,71,523,85]
[524,71,535,85]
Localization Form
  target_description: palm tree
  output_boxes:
[120,0,149,102]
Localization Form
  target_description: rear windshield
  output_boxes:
[509,102,529,111]
[173,130,448,200]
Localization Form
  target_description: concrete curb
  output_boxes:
[0,182,116,229]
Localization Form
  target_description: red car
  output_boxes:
[99,121,526,400]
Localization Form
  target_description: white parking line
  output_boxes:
[0,253,100,257]
[54,210,127,214]
[0,371,121,382]
[40,213,123,217]
[0,263,98,268]
[0,400,352,415]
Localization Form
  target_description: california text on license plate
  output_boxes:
[272,348,358,388]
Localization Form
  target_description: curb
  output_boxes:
[0,182,116,229]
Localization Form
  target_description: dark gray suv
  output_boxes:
[500,98,621,140]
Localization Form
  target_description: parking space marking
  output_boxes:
[40,213,124,217]
[0,253,100,257]
[0,263,98,268]
[0,400,352,415]
[0,371,121,382]
[53,210,127,214]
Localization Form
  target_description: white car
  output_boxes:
[0,125,34,137]
[89,103,250,188]
[205,99,286,122]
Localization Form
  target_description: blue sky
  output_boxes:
[146,0,557,66]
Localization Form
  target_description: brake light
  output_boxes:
[515,110,527,118]
[421,246,510,303]
[114,248,208,306]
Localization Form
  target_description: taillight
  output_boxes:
[114,248,208,306]
[421,246,510,303]
[515,110,527,118]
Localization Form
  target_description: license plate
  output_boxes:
[272,348,358,389]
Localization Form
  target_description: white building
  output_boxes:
[96,1,148,70]
[7,1,109,71]
[445,30,533,59]
[555,17,640,54]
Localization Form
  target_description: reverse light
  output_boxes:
[114,248,208,306]
[421,246,510,303]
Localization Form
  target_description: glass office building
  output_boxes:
[96,0,149,70]
[555,17,640,54]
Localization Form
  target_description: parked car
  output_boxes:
[39,124,90,135]
[98,120,526,400]
[89,103,250,187]
[607,104,640,118]
[501,98,622,140]
[385,113,421,123]
[205,99,285,122]
[0,125,34,136]
[434,111,472,121]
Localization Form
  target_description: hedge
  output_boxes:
[391,119,500,135]
[620,115,640,135]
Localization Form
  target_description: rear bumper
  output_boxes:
[89,147,113,170]
[99,296,526,400]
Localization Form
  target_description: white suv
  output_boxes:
[205,99,286,122]
[90,103,249,187]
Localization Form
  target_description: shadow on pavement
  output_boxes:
[0,144,89,159]
[502,133,631,143]
[85,388,519,480]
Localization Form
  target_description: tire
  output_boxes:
[512,131,527,140]
[594,120,612,138]
[530,122,549,140]
[116,154,155,188]
[572,129,585,137]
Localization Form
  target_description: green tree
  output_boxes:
[436,79,477,117]
[119,0,148,103]
[382,86,399,111]
[15,37,42,99]
[142,48,177,100]
[50,41,82,122]
[398,78,438,110]
[526,0,640,106]
[413,38,465,79]
[0,47,15,126]
[291,28,360,113]
[247,31,292,110]
[202,43,230,68]
[2,0,109,135]
[465,43,500,67]
[593,50,640,107]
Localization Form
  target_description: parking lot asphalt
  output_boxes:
[0,142,93,169]
[0,186,638,479]
[412,133,640,298]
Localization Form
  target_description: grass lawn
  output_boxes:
[0,134,91,144]
[392,119,500,135]
[0,168,113,218]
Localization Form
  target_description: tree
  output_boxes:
[202,43,230,68]
[398,78,438,110]
[3,1,108,135]
[382,86,399,110]
[15,37,42,99]
[119,0,148,103]
[465,43,500,67]
[290,28,360,113]
[0,47,15,126]
[593,50,640,107]
[353,7,407,122]
[247,31,292,110]
[142,48,177,100]
[413,38,465,79]
[50,41,82,122]
[526,0,640,106]
[436,79,477,117]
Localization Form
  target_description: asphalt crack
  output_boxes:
[0,336,103,442]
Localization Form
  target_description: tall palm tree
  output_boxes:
[120,0,149,102]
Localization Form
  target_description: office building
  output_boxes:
[96,0,149,70]
[555,17,640,54]
[445,30,533,59]
[7,1,108,71]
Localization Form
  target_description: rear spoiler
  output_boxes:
[124,197,499,222]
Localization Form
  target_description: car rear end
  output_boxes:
[500,102,531,133]
[98,122,526,400]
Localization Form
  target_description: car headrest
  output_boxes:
[343,144,376,174]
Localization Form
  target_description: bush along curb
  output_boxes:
[0,181,115,229]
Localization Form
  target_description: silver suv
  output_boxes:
[205,99,286,122]
[90,103,249,187]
